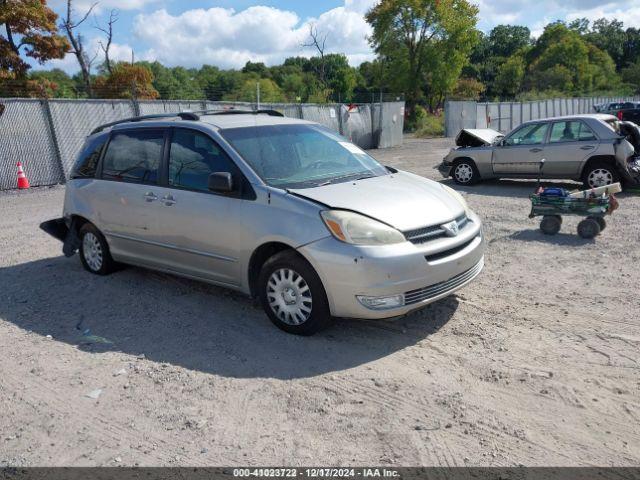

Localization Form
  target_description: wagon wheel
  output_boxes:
[588,216,606,232]
[540,215,562,235]
[577,218,601,239]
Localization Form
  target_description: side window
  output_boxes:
[70,134,106,179]
[550,121,597,143]
[577,122,597,141]
[168,129,239,192]
[102,130,164,184]
[504,123,548,146]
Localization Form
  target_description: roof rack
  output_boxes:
[89,109,285,135]
[90,112,199,135]
[203,109,285,118]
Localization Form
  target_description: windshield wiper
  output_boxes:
[316,173,376,187]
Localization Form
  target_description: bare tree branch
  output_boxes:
[62,0,99,96]
[302,24,329,86]
[95,9,118,74]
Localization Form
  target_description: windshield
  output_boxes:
[219,124,389,189]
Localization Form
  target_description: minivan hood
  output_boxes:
[289,171,465,231]
[456,128,503,147]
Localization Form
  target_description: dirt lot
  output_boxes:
[1,136,639,467]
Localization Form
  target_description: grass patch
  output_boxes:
[414,114,444,138]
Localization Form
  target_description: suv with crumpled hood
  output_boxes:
[439,114,640,189]
[42,110,485,335]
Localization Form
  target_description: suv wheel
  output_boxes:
[258,251,332,335]
[452,160,480,185]
[583,162,619,189]
[79,223,116,275]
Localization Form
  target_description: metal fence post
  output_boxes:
[378,92,383,148]
[337,104,344,136]
[42,98,66,183]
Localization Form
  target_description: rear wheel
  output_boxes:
[79,223,116,275]
[583,162,620,189]
[540,215,562,235]
[258,251,332,335]
[452,159,481,185]
[577,218,601,239]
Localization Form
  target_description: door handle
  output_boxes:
[529,148,543,153]
[161,194,176,206]
[580,145,595,150]
[144,191,158,202]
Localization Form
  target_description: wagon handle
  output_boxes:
[536,158,546,192]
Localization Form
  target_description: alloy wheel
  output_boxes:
[587,168,613,188]
[454,163,474,183]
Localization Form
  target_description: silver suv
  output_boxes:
[439,114,640,188]
[42,110,485,335]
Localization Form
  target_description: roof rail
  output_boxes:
[202,109,285,118]
[90,112,199,135]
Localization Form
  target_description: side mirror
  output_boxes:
[208,172,234,193]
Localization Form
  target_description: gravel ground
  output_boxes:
[1,136,639,467]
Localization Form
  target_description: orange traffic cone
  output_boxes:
[17,162,30,189]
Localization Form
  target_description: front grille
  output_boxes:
[404,259,483,305]
[425,236,477,263]
[404,214,470,244]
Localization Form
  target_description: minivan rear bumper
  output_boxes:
[298,214,485,319]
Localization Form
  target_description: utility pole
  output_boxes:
[256,81,261,110]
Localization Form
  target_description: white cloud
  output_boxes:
[565,4,640,26]
[131,1,375,69]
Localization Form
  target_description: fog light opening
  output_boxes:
[356,294,405,310]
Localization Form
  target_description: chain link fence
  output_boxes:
[445,96,640,137]
[0,98,404,190]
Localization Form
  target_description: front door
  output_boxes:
[492,122,549,176]
[152,128,250,287]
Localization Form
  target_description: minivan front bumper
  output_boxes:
[298,213,485,319]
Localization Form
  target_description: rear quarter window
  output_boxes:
[70,134,107,179]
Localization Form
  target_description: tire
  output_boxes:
[582,161,620,189]
[577,218,601,239]
[78,223,117,275]
[588,216,606,232]
[540,215,562,235]
[452,159,481,185]
[258,250,332,335]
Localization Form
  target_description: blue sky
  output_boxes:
[41,0,640,73]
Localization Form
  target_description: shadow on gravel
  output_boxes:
[0,256,458,380]
[440,178,583,198]
[508,229,596,246]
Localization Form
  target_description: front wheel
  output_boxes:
[540,215,562,235]
[452,160,481,185]
[258,251,332,335]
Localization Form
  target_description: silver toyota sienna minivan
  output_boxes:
[41,110,485,335]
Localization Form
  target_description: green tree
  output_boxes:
[487,25,530,58]
[366,0,479,110]
[494,54,525,98]
[526,23,617,94]
[621,61,640,93]
[227,77,285,103]
[585,19,626,70]
[93,62,159,99]
[28,68,76,97]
